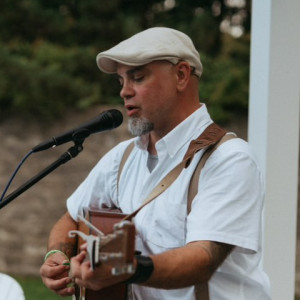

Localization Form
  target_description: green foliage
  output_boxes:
[13,275,71,300]
[200,34,250,123]
[0,0,251,123]
[0,41,102,121]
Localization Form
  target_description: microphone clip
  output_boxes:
[71,128,91,146]
[65,142,84,160]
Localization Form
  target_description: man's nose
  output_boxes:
[120,81,135,99]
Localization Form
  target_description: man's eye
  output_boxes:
[133,75,144,82]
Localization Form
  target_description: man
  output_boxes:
[40,27,271,299]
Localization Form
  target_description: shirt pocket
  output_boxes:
[144,199,187,249]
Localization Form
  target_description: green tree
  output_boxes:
[0,0,251,123]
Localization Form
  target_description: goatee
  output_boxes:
[128,117,154,136]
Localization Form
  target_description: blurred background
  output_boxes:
[0,0,298,299]
[0,0,250,124]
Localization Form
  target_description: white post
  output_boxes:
[248,0,300,299]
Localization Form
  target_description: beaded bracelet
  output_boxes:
[44,249,69,262]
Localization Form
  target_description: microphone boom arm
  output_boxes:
[0,143,84,210]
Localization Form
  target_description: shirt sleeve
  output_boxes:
[186,139,264,253]
[66,140,134,221]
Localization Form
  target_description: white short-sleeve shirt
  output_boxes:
[67,105,271,300]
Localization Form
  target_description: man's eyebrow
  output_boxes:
[126,66,145,76]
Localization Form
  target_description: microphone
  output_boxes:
[32,109,123,152]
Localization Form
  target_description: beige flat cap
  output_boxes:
[96,27,203,77]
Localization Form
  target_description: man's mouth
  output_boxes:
[126,105,139,117]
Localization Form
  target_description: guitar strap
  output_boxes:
[188,131,236,300]
[117,123,236,299]
[187,131,237,214]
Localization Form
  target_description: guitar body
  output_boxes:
[74,208,135,300]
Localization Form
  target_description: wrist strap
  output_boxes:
[125,255,154,284]
[44,249,69,261]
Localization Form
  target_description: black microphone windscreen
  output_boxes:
[32,109,123,152]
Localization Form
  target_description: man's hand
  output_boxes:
[40,252,75,297]
[70,249,134,291]
[40,212,78,296]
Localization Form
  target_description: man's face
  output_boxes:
[117,61,179,137]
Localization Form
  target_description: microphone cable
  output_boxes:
[0,150,34,203]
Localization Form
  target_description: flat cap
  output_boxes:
[96,27,203,77]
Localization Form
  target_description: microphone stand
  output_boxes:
[0,142,84,210]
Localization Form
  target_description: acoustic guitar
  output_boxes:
[69,208,135,300]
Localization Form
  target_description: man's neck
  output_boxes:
[147,134,158,155]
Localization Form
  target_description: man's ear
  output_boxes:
[176,61,191,91]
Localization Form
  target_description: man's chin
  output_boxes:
[128,117,153,136]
